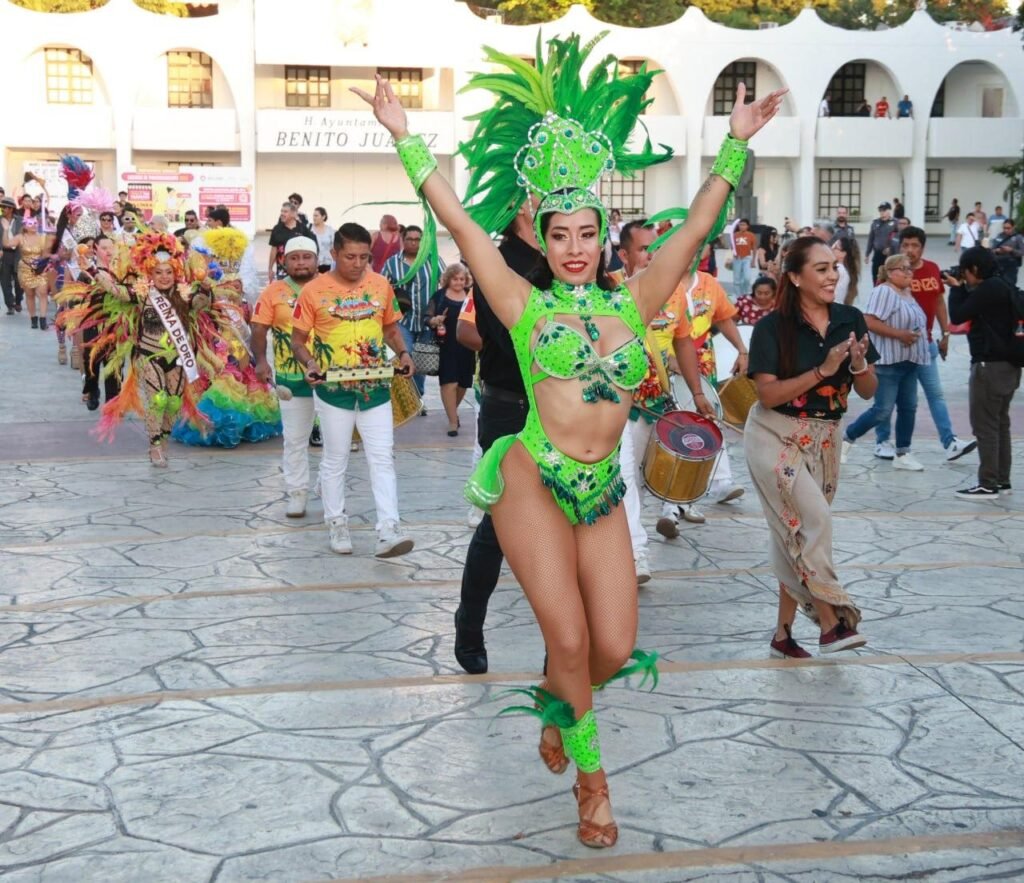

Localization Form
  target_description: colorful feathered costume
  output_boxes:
[57,234,233,449]
[170,227,282,448]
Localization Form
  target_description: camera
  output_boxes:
[943,266,962,280]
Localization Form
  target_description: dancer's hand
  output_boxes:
[729,83,788,142]
[820,332,855,375]
[848,333,871,371]
[351,75,409,141]
[254,358,272,384]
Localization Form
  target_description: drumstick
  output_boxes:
[632,403,744,435]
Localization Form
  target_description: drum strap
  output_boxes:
[644,329,671,395]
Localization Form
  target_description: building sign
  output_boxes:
[256,110,455,154]
[119,167,255,236]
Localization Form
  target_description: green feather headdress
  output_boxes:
[458,31,674,247]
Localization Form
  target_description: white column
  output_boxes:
[795,118,816,225]
[903,119,928,225]
[685,115,704,202]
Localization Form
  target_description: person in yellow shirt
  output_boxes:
[290,223,417,558]
[251,237,319,518]
[614,221,710,583]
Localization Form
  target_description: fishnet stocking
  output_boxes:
[492,442,637,720]
[141,360,185,442]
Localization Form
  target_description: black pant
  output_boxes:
[458,387,528,626]
[1,250,22,308]
[81,325,121,402]
[870,249,885,286]
[969,361,1021,488]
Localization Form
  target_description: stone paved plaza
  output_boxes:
[1,274,1024,881]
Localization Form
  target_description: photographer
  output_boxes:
[946,247,1021,500]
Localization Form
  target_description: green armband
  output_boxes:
[396,134,438,191]
[711,134,749,189]
[560,709,603,774]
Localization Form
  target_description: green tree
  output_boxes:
[991,158,1024,228]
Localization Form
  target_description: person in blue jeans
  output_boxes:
[842,255,930,470]
[381,225,445,403]
[873,226,976,462]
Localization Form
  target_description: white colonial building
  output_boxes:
[2,0,1022,237]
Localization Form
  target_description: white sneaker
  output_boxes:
[467,506,483,529]
[375,521,414,558]
[635,550,651,586]
[840,439,853,464]
[893,453,924,471]
[328,516,353,554]
[874,441,896,460]
[680,504,706,524]
[285,490,307,518]
[715,484,744,504]
[945,437,978,462]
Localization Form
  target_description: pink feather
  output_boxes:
[71,187,116,214]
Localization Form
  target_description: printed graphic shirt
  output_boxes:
[253,277,311,397]
[292,271,402,411]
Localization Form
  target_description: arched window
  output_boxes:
[168,51,213,108]
[712,61,756,116]
[45,47,93,105]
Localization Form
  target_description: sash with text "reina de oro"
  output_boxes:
[148,288,200,383]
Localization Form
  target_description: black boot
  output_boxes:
[454,608,488,675]
[39,317,48,331]
[30,316,38,329]
[308,423,322,447]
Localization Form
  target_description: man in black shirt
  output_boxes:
[947,246,1021,499]
[268,201,313,281]
[865,202,896,286]
[453,205,541,674]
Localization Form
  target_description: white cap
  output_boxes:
[284,235,317,257]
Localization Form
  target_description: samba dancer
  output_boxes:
[745,237,877,658]
[355,35,784,847]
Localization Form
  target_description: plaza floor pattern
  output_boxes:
[0,310,1023,882]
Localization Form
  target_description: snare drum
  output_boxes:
[717,374,759,430]
[669,374,723,421]
[642,410,722,504]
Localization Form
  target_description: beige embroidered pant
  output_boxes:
[743,403,861,629]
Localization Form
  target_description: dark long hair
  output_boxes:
[526,205,615,291]
[759,227,779,262]
[774,236,828,379]
[50,204,74,255]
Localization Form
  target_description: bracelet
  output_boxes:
[941,332,950,339]
[395,350,408,359]
[710,134,749,189]
[849,363,869,375]
[692,391,707,398]
[395,134,438,191]
[813,366,824,382]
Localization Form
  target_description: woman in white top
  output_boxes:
[841,254,930,470]
[312,206,335,273]
[833,236,861,306]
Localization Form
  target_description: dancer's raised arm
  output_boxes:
[631,84,787,322]
[352,76,530,328]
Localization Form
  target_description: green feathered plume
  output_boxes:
[459,31,674,237]
[647,200,733,273]
[495,685,577,729]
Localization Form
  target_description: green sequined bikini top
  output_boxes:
[511,281,648,405]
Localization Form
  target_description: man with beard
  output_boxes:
[252,237,320,518]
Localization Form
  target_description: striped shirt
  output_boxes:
[381,253,445,334]
[864,283,930,366]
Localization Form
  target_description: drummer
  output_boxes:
[615,221,713,582]
[290,222,417,559]
[252,236,321,519]
[674,255,751,526]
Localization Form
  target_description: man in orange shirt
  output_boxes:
[291,223,416,558]
[731,218,757,297]
[251,237,320,518]
[874,96,891,119]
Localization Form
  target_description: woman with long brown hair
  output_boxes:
[744,237,878,658]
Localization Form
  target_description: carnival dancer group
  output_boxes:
[29,31,1020,851]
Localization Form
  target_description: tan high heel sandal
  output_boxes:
[70,346,82,370]
[573,779,618,848]
[57,345,67,365]
[149,446,168,468]
[538,726,569,775]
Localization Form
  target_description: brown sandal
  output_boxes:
[538,725,569,775]
[573,780,618,848]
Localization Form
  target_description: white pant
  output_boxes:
[279,394,317,494]
[316,397,400,529]
[620,417,674,557]
[708,443,733,497]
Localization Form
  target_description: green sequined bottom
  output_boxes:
[464,412,625,526]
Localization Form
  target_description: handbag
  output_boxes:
[411,337,440,376]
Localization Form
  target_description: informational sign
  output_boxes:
[119,167,255,236]
[256,110,456,154]
[22,160,95,231]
